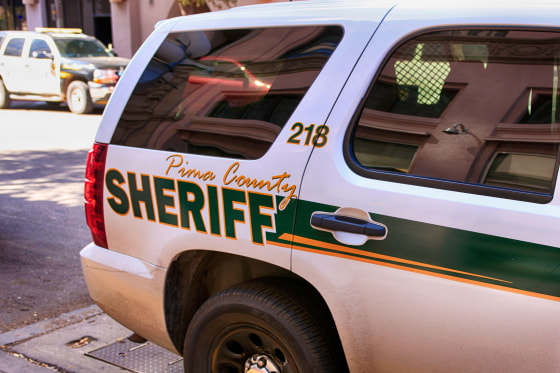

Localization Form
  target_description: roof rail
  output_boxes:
[35,27,83,34]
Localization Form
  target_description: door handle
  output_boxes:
[311,213,386,237]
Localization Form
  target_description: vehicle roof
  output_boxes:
[156,0,394,31]
[155,0,560,33]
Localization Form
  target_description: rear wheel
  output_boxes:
[66,81,93,114]
[184,279,344,373]
[0,79,11,109]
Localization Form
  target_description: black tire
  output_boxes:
[66,81,93,114]
[0,79,11,109]
[184,279,343,373]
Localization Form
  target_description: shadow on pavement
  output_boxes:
[6,101,105,116]
[0,149,94,333]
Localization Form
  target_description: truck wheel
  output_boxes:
[67,81,94,114]
[0,79,11,109]
[184,279,341,373]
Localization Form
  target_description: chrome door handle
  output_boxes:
[311,213,386,237]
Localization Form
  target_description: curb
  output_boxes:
[0,305,131,373]
[0,305,103,347]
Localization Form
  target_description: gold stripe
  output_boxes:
[286,242,560,303]
[274,233,511,283]
[268,235,560,302]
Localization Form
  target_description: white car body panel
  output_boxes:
[81,1,560,371]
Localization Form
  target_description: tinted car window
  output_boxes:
[4,38,25,57]
[29,39,51,57]
[111,26,343,159]
[350,29,560,202]
[53,37,112,57]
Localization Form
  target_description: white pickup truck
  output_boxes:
[0,28,128,114]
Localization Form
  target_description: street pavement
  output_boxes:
[0,102,100,332]
[0,102,168,372]
[0,102,101,151]
[0,306,132,373]
[0,305,186,373]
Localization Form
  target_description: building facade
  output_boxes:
[5,0,286,59]
[0,0,25,30]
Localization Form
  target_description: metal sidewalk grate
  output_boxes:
[86,338,184,373]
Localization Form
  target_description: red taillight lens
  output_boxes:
[85,143,108,248]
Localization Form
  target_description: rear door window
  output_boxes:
[348,29,560,202]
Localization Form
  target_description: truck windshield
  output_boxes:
[54,37,112,58]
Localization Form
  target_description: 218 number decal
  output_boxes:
[287,122,329,148]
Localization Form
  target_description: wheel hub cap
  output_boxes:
[245,354,281,373]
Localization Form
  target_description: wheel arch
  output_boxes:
[164,249,348,370]
[61,76,87,100]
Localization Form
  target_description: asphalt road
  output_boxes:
[0,102,103,333]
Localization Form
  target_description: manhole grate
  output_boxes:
[86,339,184,373]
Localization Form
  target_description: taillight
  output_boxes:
[85,143,108,248]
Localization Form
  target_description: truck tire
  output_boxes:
[183,279,343,373]
[0,79,11,109]
[67,81,94,114]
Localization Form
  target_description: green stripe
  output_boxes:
[267,198,560,299]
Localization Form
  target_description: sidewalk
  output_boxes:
[0,305,181,373]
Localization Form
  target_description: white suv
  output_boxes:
[0,28,129,114]
[81,1,560,372]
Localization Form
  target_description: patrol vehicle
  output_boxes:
[0,28,129,114]
[81,1,560,371]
